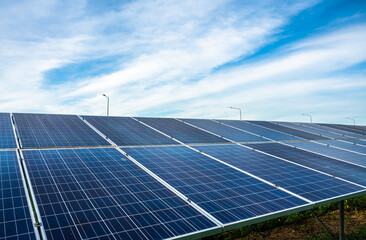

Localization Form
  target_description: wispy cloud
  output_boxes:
[1,0,365,124]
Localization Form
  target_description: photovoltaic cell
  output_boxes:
[122,146,308,225]
[181,119,269,143]
[136,117,229,144]
[277,122,347,139]
[0,113,17,149]
[249,121,331,141]
[192,144,363,202]
[245,143,366,186]
[306,123,365,139]
[318,140,366,155]
[23,148,217,240]
[320,124,366,136]
[219,120,301,141]
[83,116,177,146]
[14,113,110,148]
[285,141,366,168]
[0,151,36,240]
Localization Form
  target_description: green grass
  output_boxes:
[202,195,366,240]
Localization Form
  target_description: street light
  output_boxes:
[102,94,110,116]
[228,106,242,120]
[345,117,356,126]
[301,113,312,123]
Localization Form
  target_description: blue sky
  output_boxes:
[1,0,366,124]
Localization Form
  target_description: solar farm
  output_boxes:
[1,112,365,240]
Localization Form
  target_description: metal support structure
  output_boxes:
[339,200,344,240]
[228,106,242,120]
[310,210,335,239]
[102,94,110,116]
[301,113,312,123]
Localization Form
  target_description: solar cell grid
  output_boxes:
[245,143,366,186]
[82,116,177,146]
[249,121,331,140]
[0,151,36,240]
[23,148,217,240]
[14,113,110,148]
[0,113,17,149]
[121,145,308,225]
[192,144,363,202]
[277,122,347,139]
[305,123,365,138]
[286,141,366,168]
[136,117,229,144]
[320,124,366,136]
[219,120,301,141]
[318,140,366,154]
[180,119,268,143]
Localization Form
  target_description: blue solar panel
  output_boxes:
[192,144,363,202]
[83,116,177,146]
[219,120,301,141]
[320,124,366,136]
[249,121,331,141]
[277,122,348,139]
[136,117,229,144]
[0,113,17,149]
[319,140,366,155]
[121,146,308,225]
[305,123,365,139]
[23,148,217,240]
[14,113,110,148]
[286,141,366,168]
[245,143,366,186]
[0,151,36,240]
[180,119,269,143]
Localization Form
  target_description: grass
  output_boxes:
[202,195,366,240]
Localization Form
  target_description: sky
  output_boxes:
[1,0,366,124]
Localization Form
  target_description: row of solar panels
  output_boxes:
[1,112,366,240]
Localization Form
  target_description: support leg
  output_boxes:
[339,200,344,240]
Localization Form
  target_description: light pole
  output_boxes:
[102,94,109,116]
[301,113,312,123]
[345,117,355,126]
[228,107,242,120]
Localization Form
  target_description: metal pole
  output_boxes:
[339,200,344,240]
[228,107,242,120]
[301,113,312,123]
[102,94,110,116]
[345,118,355,127]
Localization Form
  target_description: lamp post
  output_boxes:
[228,107,242,120]
[345,117,355,126]
[301,113,312,123]
[102,94,110,116]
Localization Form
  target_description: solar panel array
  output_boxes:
[1,113,365,240]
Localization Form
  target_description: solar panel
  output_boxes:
[82,116,177,146]
[305,123,365,139]
[192,144,363,202]
[121,145,308,225]
[285,141,366,168]
[245,143,366,186]
[23,148,218,240]
[249,121,331,140]
[320,124,366,136]
[180,119,269,143]
[277,122,349,140]
[318,140,366,154]
[136,117,229,144]
[219,120,301,141]
[0,113,17,149]
[14,113,110,148]
[0,150,36,240]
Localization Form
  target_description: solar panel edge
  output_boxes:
[15,149,45,240]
